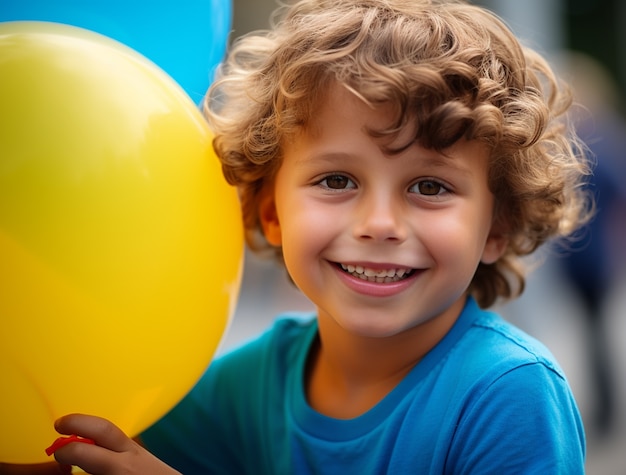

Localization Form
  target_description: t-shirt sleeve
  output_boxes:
[140,328,276,474]
[139,354,246,474]
[139,316,312,474]
[446,362,586,474]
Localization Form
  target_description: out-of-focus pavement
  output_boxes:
[220,251,626,474]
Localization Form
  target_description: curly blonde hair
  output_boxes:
[204,0,592,308]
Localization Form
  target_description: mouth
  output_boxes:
[338,263,416,283]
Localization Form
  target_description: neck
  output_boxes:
[306,301,463,419]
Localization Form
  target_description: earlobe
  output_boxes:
[259,188,282,246]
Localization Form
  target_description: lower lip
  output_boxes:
[334,265,419,298]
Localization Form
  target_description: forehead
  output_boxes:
[283,83,490,176]
[298,82,410,144]
[293,82,487,155]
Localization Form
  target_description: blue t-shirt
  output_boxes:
[142,298,585,474]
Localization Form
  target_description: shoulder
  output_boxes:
[209,314,317,385]
[219,314,317,361]
[454,303,567,382]
[465,308,581,416]
[139,314,318,470]
[434,301,579,420]
[439,303,586,472]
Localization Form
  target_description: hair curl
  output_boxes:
[204,0,592,308]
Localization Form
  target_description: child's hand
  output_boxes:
[51,414,181,475]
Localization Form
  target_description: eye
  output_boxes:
[318,174,356,190]
[409,179,447,196]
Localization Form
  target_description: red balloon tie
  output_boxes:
[45,435,96,456]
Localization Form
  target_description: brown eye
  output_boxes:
[415,180,442,195]
[321,175,354,190]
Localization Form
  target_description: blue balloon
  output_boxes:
[0,0,231,103]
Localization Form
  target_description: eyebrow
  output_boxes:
[293,152,352,167]
[417,154,474,176]
[296,150,474,176]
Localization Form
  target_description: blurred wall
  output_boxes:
[231,1,567,45]
[477,0,565,53]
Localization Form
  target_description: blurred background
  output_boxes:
[220,1,626,474]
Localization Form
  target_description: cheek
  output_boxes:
[278,201,329,258]
[422,210,491,264]
[278,195,342,241]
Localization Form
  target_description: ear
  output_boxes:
[480,230,508,265]
[259,186,282,246]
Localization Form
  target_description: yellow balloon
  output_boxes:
[0,22,243,464]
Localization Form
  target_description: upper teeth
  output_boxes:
[340,264,409,281]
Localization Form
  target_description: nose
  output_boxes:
[352,192,407,243]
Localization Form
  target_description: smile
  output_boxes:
[339,264,415,283]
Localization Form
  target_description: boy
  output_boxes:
[13,0,591,473]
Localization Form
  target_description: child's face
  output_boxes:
[260,84,505,338]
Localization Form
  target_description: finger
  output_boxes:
[53,439,138,475]
[55,414,133,452]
